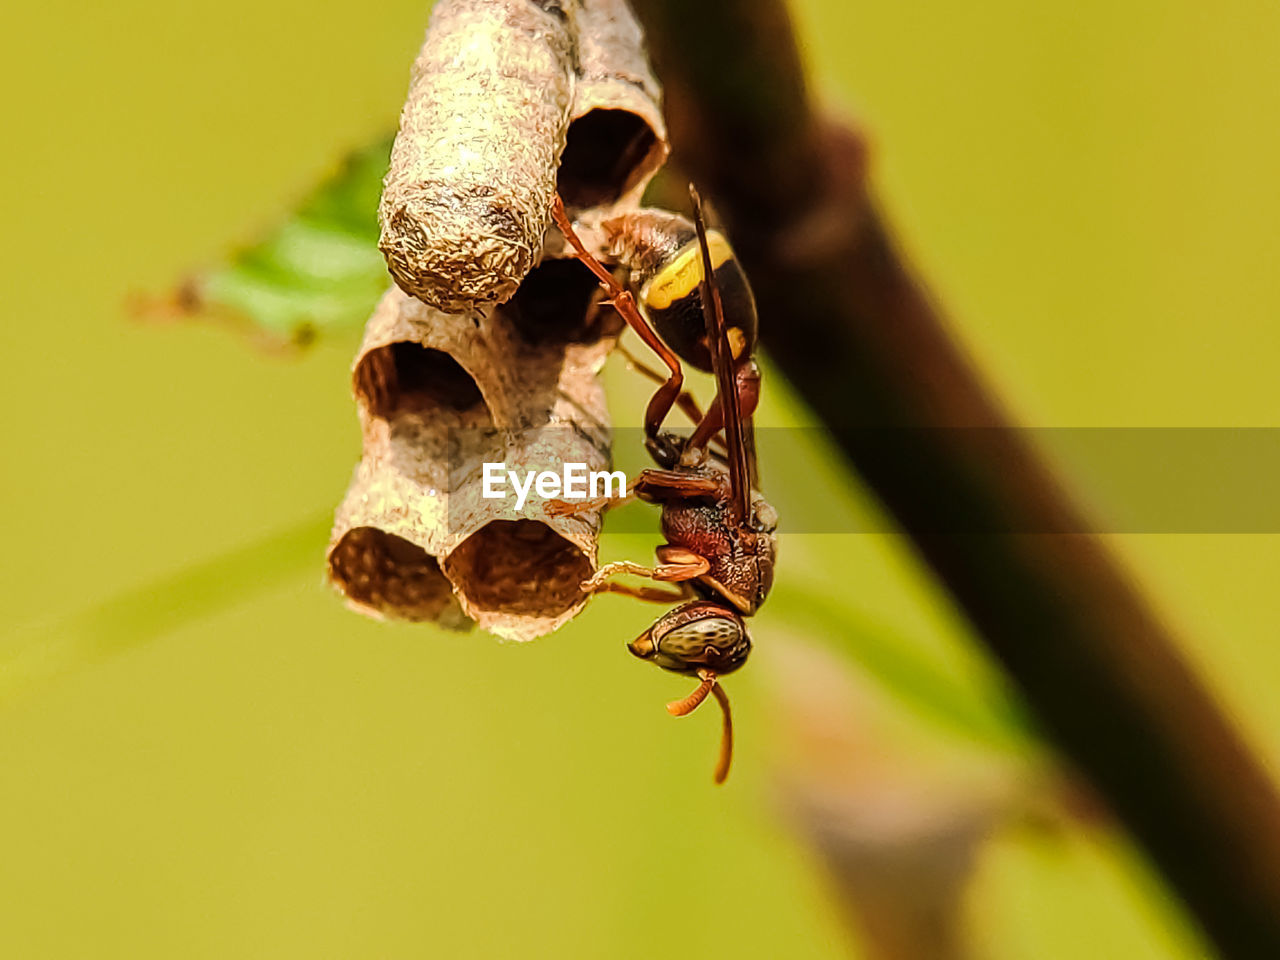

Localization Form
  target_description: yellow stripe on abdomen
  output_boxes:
[640,232,734,310]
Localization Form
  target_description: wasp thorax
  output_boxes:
[628,600,752,677]
[602,210,695,281]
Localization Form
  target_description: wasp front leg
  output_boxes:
[547,468,725,536]
[543,480,637,520]
[582,546,710,594]
[591,580,693,604]
[632,469,728,503]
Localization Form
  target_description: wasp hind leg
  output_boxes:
[616,342,708,427]
[551,195,687,440]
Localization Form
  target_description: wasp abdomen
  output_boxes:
[602,211,758,372]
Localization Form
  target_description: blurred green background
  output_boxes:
[2,0,1277,957]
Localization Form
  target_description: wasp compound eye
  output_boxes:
[637,600,752,676]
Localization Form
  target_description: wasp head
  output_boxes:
[627,600,752,677]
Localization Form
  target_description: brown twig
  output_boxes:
[630,0,1280,954]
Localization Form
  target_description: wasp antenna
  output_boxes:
[710,682,734,785]
[666,675,715,716]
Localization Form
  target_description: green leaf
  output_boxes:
[159,138,393,346]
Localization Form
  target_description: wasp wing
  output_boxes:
[743,411,759,492]
[689,185,751,523]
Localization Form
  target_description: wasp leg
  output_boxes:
[551,195,686,440]
[616,343,731,462]
[686,358,761,456]
[583,561,655,588]
[616,342,706,425]
[543,485,636,519]
[546,462,726,521]
[592,580,692,604]
[633,469,727,503]
[581,550,710,593]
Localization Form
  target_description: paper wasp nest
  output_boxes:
[331,0,665,641]
[379,0,666,313]
[328,282,616,641]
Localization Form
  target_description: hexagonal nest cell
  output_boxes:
[504,256,620,345]
[444,519,593,620]
[355,341,491,421]
[328,526,469,628]
[558,108,660,209]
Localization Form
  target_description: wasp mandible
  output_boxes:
[549,187,777,783]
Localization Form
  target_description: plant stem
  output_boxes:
[629,0,1280,954]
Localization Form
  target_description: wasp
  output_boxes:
[549,187,777,783]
